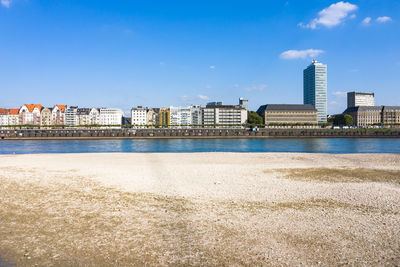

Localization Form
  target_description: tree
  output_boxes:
[330,114,354,126]
[247,111,263,126]
[343,114,353,126]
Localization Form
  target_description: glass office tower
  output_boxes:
[303,60,327,123]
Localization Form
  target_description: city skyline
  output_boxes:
[1,0,399,114]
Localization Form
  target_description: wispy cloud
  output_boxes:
[180,94,210,103]
[243,84,267,92]
[332,91,347,97]
[209,65,216,70]
[299,1,358,29]
[348,68,359,73]
[159,62,165,66]
[376,16,392,23]
[280,49,324,60]
[1,0,10,8]
[361,17,371,26]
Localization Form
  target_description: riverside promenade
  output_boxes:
[1,128,400,139]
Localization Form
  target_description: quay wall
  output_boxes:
[1,128,400,139]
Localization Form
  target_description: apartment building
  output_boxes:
[146,108,158,125]
[382,106,400,124]
[0,109,8,126]
[99,108,123,125]
[8,109,20,125]
[19,104,43,125]
[40,107,52,126]
[169,106,202,125]
[202,104,247,125]
[65,106,79,126]
[52,105,67,125]
[131,106,147,125]
[158,108,170,126]
[256,104,318,125]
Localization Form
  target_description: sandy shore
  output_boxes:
[0,153,399,266]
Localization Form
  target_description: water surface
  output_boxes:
[1,138,399,154]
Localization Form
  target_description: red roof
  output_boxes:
[0,108,8,115]
[23,104,43,112]
[53,105,67,112]
[9,109,19,115]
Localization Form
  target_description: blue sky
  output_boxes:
[0,0,399,115]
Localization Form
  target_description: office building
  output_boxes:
[304,60,327,123]
[347,92,375,108]
[170,106,202,125]
[257,104,318,125]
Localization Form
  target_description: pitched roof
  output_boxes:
[53,105,67,112]
[343,106,383,113]
[0,108,8,115]
[9,109,19,115]
[257,104,317,113]
[23,104,43,112]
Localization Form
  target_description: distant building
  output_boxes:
[347,92,375,108]
[170,106,202,125]
[343,106,382,127]
[0,108,8,126]
[52,105,67,125]
[131,106,147,126]
[382,106,400,125]
[99,108,123,125]
[76,108,99,125]
[65,106,79,126]
[239,98,249,110]
[202,104,247,125]
[304,60,327,123]
[257,104,318,125]
[8,109,20,125]
[19,104,43,125]
[40,107,52,126]
[158,108,170,126]
[146,108,158,125]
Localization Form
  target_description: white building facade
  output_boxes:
[202,105,247,125]
[170,106,202,125]
[131,107,147,125]
[347,92,375,108]
[65,106,79,126]
[100,108,123,125]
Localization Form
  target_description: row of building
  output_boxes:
[342,91,400,126]
[0,99,249,126]
[131,99,248,126]
[0,105,124,126]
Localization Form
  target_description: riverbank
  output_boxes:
[1,153,400,265]
[1,128,400,140]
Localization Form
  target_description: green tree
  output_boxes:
[343,114,354,126]
[247,111,263,126]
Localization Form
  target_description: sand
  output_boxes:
[0,153,399,266]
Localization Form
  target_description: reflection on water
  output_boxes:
[0,138,399,154]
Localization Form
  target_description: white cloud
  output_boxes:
[180,94,210,103]
[243,84,267,92]
[209,65,215,70]
[280,49,324,60]
[1,0,10,7]
[300,1,358,29]
[198,94,210,101]
[159,62,165,66]
[332,91,347,97]
[362,17,371,26]
[376,16,392,23]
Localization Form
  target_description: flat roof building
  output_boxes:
[347,92,375,108]
[257,104,318,125]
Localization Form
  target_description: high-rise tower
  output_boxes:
[303,60,327,123]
